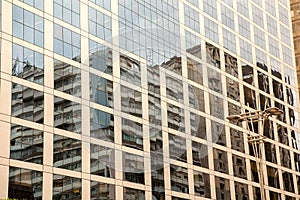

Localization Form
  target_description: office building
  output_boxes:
[0,0,300,199]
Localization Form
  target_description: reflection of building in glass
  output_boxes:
[1,0,300,200]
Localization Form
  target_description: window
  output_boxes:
[120,54,141,86]
[54,0,80,27]
[194,170,210,198]
[12,44,44,85]
[90,73,113,107]
[11,83,44,123]
[19,0,43,10]
[167,103,185,132]
[169,133,186,162]
[54,23,81,62]
[91,181,115,199]
[170,164,189,193]
[9,167,43,200]
[89,6,112,41]
[53,135,82,171]
[89,39,112,74]
[123,152,144,184]
[53,175,81,199]
[90,144,114,177]
[54,59,81,97]
[90,108,114,141]
[10,124,43,164]
[54,96,81,133]
[121,86,142,118]
[89,0,111,11]
[122,118,143,150]
[13,5,44,47]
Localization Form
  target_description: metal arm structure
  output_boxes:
[227,107,283,200]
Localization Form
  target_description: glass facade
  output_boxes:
[0,0,299,200]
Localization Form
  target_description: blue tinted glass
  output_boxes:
[63,28,72,44]
[54,4,62,19]
[73,0,80,13]
[13,44,24,61]
[35,31,44,47]
[64,43,72,58]
[35,15,43,30]
[13,5,23,22]
[54,38,63,55]
[35,52,43,69]
[72,13,80,27]
[64,8,72,24]
[54,24,63,39]
[24,10,34,27]
[35,0,44,10]
[24,26,34,43]
[13,21,23,38]
[72,33,80,47]
[24,48,34,64]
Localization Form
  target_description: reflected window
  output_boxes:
[189,85,205,112]
[184,4,199,32]
[204,17,219,43]
[209,94,224,119]
[187,57,203,85]
[282,171,295,193]
[269,191,282,200]
[11,83,44,123]
[208,67,222,93]
[166,75,183,103]
[91,181,115,199]
[53,135,82,171]
[192,141,209,168]
[211,120,226,146]
[54,59,81,97]
[90,144,114,178]
[169,133,186,163]
[234,182,248,200]
[120,54,141,86]
[121,86,142,118]
[213,148,228,174]
[90,108,114,141]
[53,174,81,199]
[230,128,244,152]
[54,0,80,27]
[226,78,240,101]
[267,166,280,189]
[123,152,144,184]
[54,96,81,134]
[10,124,43,164]
[215,176,230,200]
[90,73,113,107]
[194,170,210,198]
[9,167,43,200]
[123,187,145,200]
[225,53,238,77]
[89,6,112,41]
[250,160,259,183]
[89,40,112,74]
[13,5,44,47]
[170,164,189,194]
[12,44,44,85]
[190,112,206,139]
[122,118,143,150]
[243,86,256,109]
[280,147,291,169]
[54,23,81,62]
[185,31,201,57]
[264,142,277,164]
[167,103,185,132]
[232,155,247,179]
[151,152,164,199]
[206,43,220,68]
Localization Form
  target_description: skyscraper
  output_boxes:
[0,0,299,199]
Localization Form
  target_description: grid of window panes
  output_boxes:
[2,0,300,200]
